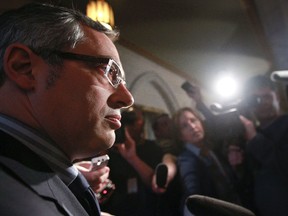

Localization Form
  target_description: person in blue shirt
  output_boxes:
[174,107,240,216]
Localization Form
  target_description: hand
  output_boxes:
[75,161,110,193]
[239,115,257,140]
[116,129,154,187]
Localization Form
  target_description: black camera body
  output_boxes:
[181,81,196,94]
[217,110,245,138]
[210,102,246,140]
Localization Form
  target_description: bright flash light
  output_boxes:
[215,75,239,99]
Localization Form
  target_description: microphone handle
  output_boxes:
[155,163,168,188]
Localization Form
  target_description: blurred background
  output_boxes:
[1,0,288,115]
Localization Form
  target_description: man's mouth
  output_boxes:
[105,115,121,129]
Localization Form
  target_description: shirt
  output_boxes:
[185,142,227,177]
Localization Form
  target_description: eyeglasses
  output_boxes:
[40,50,126,89]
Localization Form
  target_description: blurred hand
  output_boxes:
[239,115,257,140]
[75,161,110,193]
[115,129,154,187]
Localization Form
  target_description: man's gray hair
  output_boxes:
[0,3,119,85]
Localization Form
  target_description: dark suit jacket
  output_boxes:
[247,115,288,216]
[178,148,219,202]
[0,130,89,216]
[177,146,240,215]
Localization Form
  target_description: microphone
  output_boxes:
[271,70,288,82]
[186,195,255,216]
[155,163,168,188]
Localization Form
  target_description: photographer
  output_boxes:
[239,75,288,216]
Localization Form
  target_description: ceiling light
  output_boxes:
[86,0,115,30]
[214,74,239,100]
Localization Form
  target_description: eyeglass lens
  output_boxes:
[105,60,124,87]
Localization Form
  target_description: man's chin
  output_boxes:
[103,134,116,149]
[107,140,115,149]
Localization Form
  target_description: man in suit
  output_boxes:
[0,3,133,216]
[240,75,288,216]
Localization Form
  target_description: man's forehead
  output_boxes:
[76,26,120,62]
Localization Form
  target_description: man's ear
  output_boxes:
[3,44,36,90]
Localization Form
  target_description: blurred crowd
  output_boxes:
[79,74,288,216]
[1,4,287,216]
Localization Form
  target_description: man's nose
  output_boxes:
[113,83,134,108]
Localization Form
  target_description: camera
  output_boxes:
[91,154,110,171]
[95,179,115,204]
[210,102,246,139]
[91,155,115,204]
[181,81,196,94]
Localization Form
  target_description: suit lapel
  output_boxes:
[0,132,88,216]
